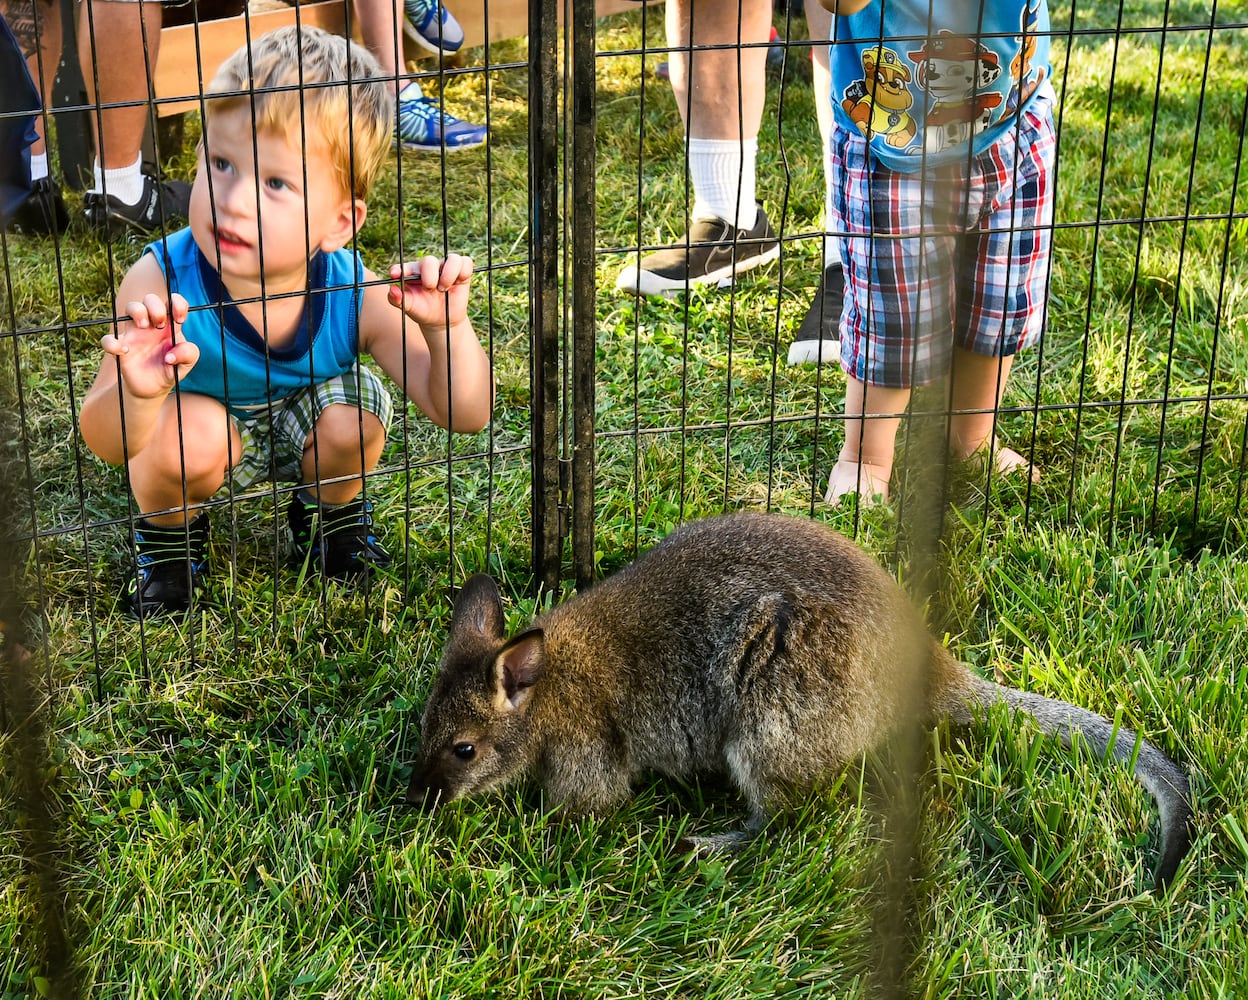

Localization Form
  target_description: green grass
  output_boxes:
[3,2,1248,996]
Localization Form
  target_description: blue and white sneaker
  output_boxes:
[395,83,487,152]
[404,0,465,55]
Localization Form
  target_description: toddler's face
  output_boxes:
[189,105,356,291]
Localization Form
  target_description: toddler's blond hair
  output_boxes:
[206,25,392,200]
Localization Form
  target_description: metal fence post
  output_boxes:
[529,0,562,595]
[570,0,596,591]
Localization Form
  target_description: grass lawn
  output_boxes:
[2,1,1248,996]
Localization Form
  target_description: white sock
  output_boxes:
[29,152,49,182]
[822,143,842,269]
[92,153,146,206]
[687,136,759,231]
[397,81,425,103]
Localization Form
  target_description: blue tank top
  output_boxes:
[144,228,365,416]
[831,0,1051,171]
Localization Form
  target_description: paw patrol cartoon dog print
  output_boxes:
[840,46,918,149]
[909,32,1004,154]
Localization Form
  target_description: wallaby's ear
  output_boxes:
[450,573,506,642]
[492,629,545,712]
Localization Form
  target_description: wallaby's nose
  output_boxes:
[405,776,444,811]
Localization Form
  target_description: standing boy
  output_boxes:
[818,0,1054,503]
[79,26,493,616]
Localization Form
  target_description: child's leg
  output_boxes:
[127,394,238,524]
[946,348,1011,457]
[827,377,911,505]
[947,348,1035,478]
[299,404,387,503]
[289,404,390,578]
[280,372,395,578]
[950,98,1055,482]
[121,393,234,616]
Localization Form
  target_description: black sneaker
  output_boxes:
[615,207,781,296]
[84,172,192,237]
[123,512,210,618]
[288,495,393,579]
[6,176,70,236]
[787,263,845,365]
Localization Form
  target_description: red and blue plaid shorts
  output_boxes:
[830,97,1056,388]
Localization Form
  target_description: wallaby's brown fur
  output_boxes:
[409,512,1192,890]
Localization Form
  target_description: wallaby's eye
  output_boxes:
[451,742,476,761]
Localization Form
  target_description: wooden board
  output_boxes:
[152,0,656,116]
[450,0,649,50]
[153,1,350,116]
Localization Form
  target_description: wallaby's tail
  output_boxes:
[963,673,1193,892]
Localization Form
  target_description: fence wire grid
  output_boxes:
[0,0,1242,675]
[1,0,1247,995]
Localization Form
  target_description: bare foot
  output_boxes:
[955,438,1041,483]
[986,440,1041,483]
[825,458,891,507]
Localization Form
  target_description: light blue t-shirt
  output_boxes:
[144,228,364,417]
[831,0,1052,171]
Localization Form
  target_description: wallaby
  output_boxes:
[409,512,1193,890]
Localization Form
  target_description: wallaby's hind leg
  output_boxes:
[680,807,768,858]
[676,740,781,857]
[679,597,823,860]
[683,829,756,858]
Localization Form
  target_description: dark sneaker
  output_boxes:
[403,0,465,54]
[615,207,780,296]
[123,512,210,618]
[84,172,191,237]
[787,263,844,365]
[395,83,487,151]
[6,176,70,236]
[288,495,393,579]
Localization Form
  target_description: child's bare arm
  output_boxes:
[80,254,201,465]
[817,0,868,11]
[359,255,493,433]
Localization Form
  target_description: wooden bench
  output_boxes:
[152,0,654,116]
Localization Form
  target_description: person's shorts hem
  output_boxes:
[224,367,394,493]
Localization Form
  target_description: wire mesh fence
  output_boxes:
[592,0,1247,553]
[0,0,1243,686]
[1,0,1246,993]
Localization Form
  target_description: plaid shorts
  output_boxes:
[830,97,1056,388]
[227,367,394,491]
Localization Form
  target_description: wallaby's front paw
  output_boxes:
[679,829,756,858]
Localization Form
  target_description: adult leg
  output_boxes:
[354,0,486,150]
[5,0,61,159]
[3,0,69,233]
[78,0,158,175]
[788,0,846,364]
[354,0,404,98]
[668,0,771,226]
[615,0,778,294]
[77,0,191,231]
[805,0,836,268]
